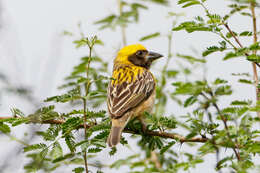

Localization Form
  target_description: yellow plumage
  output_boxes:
[114,44,147,63]
[107,44,163,147]
[111,66,144,85]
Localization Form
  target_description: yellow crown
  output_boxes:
[115,44,147,63]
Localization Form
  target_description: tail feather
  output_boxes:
[107,126,123,147]
[107,115,131,147]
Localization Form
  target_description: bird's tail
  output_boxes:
[107,115,131,147]
[107,126,124,147]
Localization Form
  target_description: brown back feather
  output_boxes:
[107,67,155,119]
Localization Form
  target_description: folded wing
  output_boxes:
[107,69,155,119]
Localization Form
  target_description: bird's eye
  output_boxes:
[136,50,144,57]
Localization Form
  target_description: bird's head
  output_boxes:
[114,44,163,69]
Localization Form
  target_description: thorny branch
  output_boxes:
[1,116,259,149]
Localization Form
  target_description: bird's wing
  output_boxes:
[107,69,155,119]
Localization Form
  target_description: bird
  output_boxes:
[107,44,163,147]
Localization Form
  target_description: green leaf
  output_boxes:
[223,52,242,60]
[158,116,177,129]
[63,30,73,36]
[226,31,238,38]
[65,133,76,153]
[173,21,212,33]
[52,153,75,163]
[36,127,59,141]
[238,79,253,84]
[11,108,25,117]
[27,105,59,123]
[178,0,193,3]
[184,96,197,107]
[73,167,85,173]
[149,0,169,5]
[177,54,206,63]
[178,0,199,5]
[215,85,232,95]
[94,15,117,29]
[247,54,260,63]
[199,142,215,155]
[239,31,253,37]
[0,122,10,133]
[160,141,176,154]
[109,147,117,156]
[11,118,28,126]
[207,14,222,24]
[231,100,251,106]
[214,78,228,85]
[167,70,179,78]
[194,16,204,22]
[45,87,82,103]
[24,143,47,152]
[240,12,251,17]
[139,32,160,41]
[88,148,102,153]
[172,81,207,95]
[50,142,63,160]
[95,15,116,24]
[216,156,233,170]
[110,154,140,169]
[182,1,200,8]
[249,42,260,51]
[73,39,88,48]
[202,46,220,57]
[247,143,260,153]
[62,117,82,135]
[87,110,106,119]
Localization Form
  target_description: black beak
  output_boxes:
[147,51,163,61]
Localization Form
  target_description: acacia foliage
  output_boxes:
[1,0,260,172]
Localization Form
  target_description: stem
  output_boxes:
[83,98,88,173]
[213,102,241,161]
[117,0,127,46]
[250,2,260,118]
[201,92,241,161]
[82,45,93,173]
[205,109,222,172]
[219,32,237,50]
[223,23,244,49]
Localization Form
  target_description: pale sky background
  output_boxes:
[0,0,259,172]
